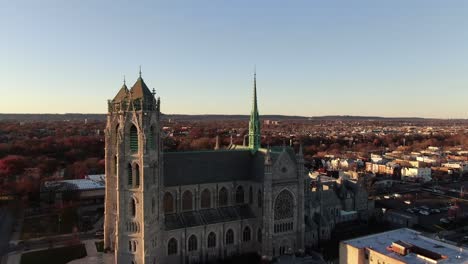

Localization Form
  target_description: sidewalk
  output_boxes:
[5,253,20,264]
[84,240,98,257]
[10,211,23,242]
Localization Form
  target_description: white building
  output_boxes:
[401,167,431,182]
[442,162,468,172]
[416,156,438,164]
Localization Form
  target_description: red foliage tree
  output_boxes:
[0,155,27,178]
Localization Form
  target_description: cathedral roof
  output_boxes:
[112,84,128,102]
[129,77,153,100]
[164,205,255,230]
[163,150,265,186]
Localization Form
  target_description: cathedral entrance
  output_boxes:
[279,239,292,256]
[279,246,287,255]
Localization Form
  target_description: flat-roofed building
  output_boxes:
[40,174,105,207]
[383,210,418,228]
[339,228,467,264]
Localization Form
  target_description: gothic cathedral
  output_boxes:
[104,72,310,264]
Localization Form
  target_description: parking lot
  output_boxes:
[376,190,468,232]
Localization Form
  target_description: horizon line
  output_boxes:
[0,112,467,120]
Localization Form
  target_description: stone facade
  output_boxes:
[103,74,371,264]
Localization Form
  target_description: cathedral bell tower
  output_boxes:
[104,71,162,264]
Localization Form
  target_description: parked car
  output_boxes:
[419,210,430,216]
[440,218,450,224]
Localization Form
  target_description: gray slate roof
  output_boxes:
[163,150,265,186]
[164,205,256,230]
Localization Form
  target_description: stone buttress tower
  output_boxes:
[104,72,162,264]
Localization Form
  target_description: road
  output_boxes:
[0,209,14,258]
[7,232,98,254]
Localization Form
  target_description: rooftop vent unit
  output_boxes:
[390,240,448,262]
[390,241,412,256]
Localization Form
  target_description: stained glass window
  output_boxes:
[168,238,177,255]
[201,189,211,208]
[207,232,216,248]
[274,190,294,220]
[182,190,193,211]
[219,187,228,207]
[188,235,197,251]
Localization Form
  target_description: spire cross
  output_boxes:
[123,75,126,85]
[139,66,142,78]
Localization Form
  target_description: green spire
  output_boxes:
[248,71,261,153]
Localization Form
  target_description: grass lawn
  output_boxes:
[20,244,86,264]
[95,240,104,252]
[21,207,79,240]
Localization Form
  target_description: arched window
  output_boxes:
[257,228,262,243]
[151,197,155,214]
[207,232,216,248]
[113,155,118,176]
[243,226,251,242]
[163,192,174,214]
[201,189,211,209]
[258,190,262,208]
[128,164,133,186]
[218,187,228,207]
[167,238,177,255]
[115,124,120,146]
[130,125,138,153]
[188,235,197,251]
[182,190,193,211]
[274,190,294,220]
[236,186,244,204]
[128,240,132,251]
[225,229,234,245]
[130,198,136,217]
[249,187,253,204]
[134,163,140,187]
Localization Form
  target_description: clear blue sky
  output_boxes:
[1,1,467,118]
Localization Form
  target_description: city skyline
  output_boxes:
[1,1,468,118]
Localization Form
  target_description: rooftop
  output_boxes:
[342,228,467,264]
[164,204,255,230]
[42,174,105,192]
